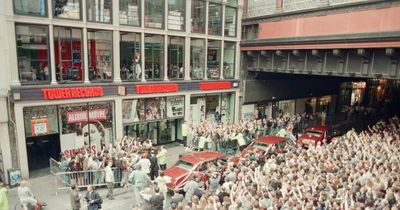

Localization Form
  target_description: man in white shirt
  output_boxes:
[136,153,151,176]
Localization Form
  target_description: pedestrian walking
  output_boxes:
[84,185,102,210]
[129,165,152,207]
[149,186,164,210]
[154,171,171,207]
[105,161,115,200]
[156,146,167,171]
[17,180,47,210]
[149,150,159,180]
[70,184,81,210]
[0,179,8,210]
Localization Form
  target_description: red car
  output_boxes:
[231,136,287,163]
[298,125,339,146]
[164,151,226,190]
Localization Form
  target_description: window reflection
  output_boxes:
[16,24,50,83]
[120,32,141,81]
[190,38,205,80]
[87,0,112,23]
[144,0,164,29]
[168,0,185,31]
[208,3,222,36]
[145,34,164,80]
[53,0,81,19]
[54,27,83,82]
[225,7,237,37]
[168,36,184,80]
[223,42,235,79]
[119,0,140,26]
[207,40,221,79]
[14,0,47,16]
[87,30,113,81]
[191,0,206,33]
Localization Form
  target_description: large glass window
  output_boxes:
[206,95,221,123]
[190,39,205,80]
[145,34,164,80]
[223,42,235,79]
[87,0,112,23]
[225,7,237,37]
[168,0,185,31]
[144,0,164,29]
[227,0,238,6]
[120,32,141,81]
[208,3,222,36]
[54,27,83,82]
[145,98,166,120]
[14,0,47,16]
[87,30,113,81]
[53,0,81,19]
[119,0,140,26]
[24,106,59,137]
[16,24,50,84]
[191,0,206,33]
[207,40,221,79]
[168,36,184,80]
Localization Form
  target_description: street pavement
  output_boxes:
[8,113,374,210]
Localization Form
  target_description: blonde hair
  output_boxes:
[20,180,28,187]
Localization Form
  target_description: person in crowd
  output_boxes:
[156,146,167,171]
[105,161,115,200]
[18,180,47,210]
[129,164,152,207]
[149,150,159,180]
[69,184,81,210]
[85,185,102,210]
[149,186,164,210]
[154,171,171,207]
[0,179,8,210]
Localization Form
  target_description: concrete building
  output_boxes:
[240,0,400,119]
[0,0,243,182]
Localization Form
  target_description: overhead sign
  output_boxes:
[136,84,179,94]
[199,82,232,90]
[41,87,104,100]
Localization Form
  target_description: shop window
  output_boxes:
[59,101,114,154]
[123,99,143,123]
[190,39,205,80]
[208,3,222,36]
[190,96,206,127]
[54,27,83,82]
[53,0,81,19]
[145,98,166,120]
[119,0,140,26]
[223,42,235,79]
[87,30,113,81]
[23,106,59,137]
[120,32,141,81]
[14,0,47,16]
[168,0,185,31]
[168,36,184,80]
[207,40,221,79]
[166,96,184,118]
[87,0,112,23]
[145,34,164,80]
[144,0,164,29]
[222,93,235,124]
[242,24,258,40]
[206,95,221,123]
[191,0,206,34]
[16,24,50,84]
[225,7,237,37]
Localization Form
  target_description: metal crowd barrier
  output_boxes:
[49,159,125,195]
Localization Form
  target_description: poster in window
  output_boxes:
[146,98,164,120]
[30,118,49,136]
[122,100,139,123]
[167,96,184,118]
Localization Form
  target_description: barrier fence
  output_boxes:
[50,158,125,195]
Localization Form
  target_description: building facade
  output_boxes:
[240,0,400,119]
[0,0,243,181]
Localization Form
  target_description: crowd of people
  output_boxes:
[39,108,398,210]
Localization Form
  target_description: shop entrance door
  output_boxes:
[26,133,61,173]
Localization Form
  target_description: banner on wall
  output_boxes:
[30,118,49,136]
[167,97,184,118]
[66,109,107,124]
[122,100,139,123]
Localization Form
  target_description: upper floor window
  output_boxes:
[168,0,185,31]
[14,0,47,17]
[145,34,164,80]
[207,40,221,79]
[190,38,205,80]
[87,30,113,81]
[53,0,81,19]
[54,27,83,83]
[242,24,259,40]
[227,0,238,6]
[87,0,112,23]
[119,0,140,26]
[144,0,164,29]
[208,3,222,36]
[191,0,205,34]
[225,7,237,37]
[223,42,235,79]
[168,36,185,80]
[120,32,141,81]
[16,24,50,84]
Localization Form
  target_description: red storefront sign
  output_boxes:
[41,87,104,100]
[199,82,232,90]
[66,109,108,124]
[136,84,179,94]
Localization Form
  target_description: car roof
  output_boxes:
[305,125,329,132]
[179,151,226,165]
[255,136,287,145]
